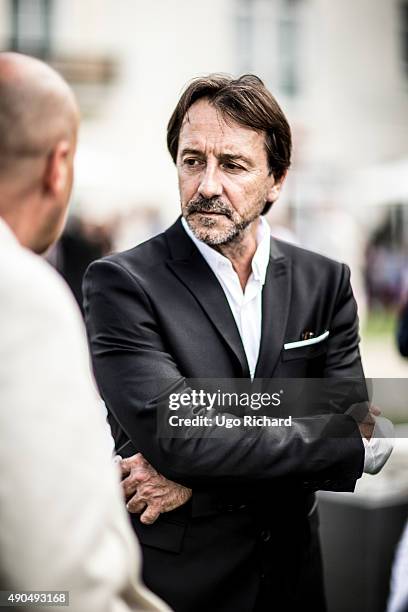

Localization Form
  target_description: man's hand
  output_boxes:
[358,404,381,441]
[120,453,192,525]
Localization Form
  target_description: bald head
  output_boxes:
[0,52,78,173]
[0,53,80,253]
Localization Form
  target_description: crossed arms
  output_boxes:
[84,258,369,522]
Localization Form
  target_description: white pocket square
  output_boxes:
[284,330,330,350]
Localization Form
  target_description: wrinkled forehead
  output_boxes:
[179,99,267,157]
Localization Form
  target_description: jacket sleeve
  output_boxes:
[83,258,365,488]
[314,263,370,422]
[323,263,366,379]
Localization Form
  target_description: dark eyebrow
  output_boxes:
[180,148,253,167]
[219,153,253,167]
[180,148,204,157]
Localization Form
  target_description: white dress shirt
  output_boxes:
[181,216,393,475]
[0,218,169,612]
[182,215,270,379]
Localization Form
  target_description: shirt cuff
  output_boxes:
[363,416,395,474]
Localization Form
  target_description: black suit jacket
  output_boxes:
[398,301,408,357]
[83,218,366,612]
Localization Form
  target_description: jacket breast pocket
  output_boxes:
[281,339,328,362]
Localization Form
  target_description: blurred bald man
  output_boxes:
[0,53,169,612]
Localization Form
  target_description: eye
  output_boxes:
[222,161,244,171]
[183,158,203,167]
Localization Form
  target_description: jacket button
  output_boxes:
[260,529,271,542]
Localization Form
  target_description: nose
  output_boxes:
[198,162,222,199]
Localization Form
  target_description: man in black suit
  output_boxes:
[84,75,379,612]
[398,301,408,357]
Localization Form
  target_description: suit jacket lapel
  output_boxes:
[165,219,250,377]
[254,240,292,379]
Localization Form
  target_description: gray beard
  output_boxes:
[188,216,251,246]
[183,195,262,247]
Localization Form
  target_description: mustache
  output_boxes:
[186,197,233,219]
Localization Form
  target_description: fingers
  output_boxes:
[126,492,147,514]
[126,495,160,524]
[140,504,161,525]
[121,477,136,499]
[126,493,160,524]
[119,459,191,523]
[120,452,143,477]
[121,469,147,498]
[369,404,381,417]
[120,461,152,499]
[120,462,130,478]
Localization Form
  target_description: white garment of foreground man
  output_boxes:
[0,51,169,612]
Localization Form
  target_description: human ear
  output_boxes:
[43,140,71,196]
[266,170,287,204]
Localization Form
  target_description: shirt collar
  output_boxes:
[251,216,271,284]
[181,215,271,285]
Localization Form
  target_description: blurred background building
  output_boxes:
[1,1,407,610]
[1,0,407,375]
